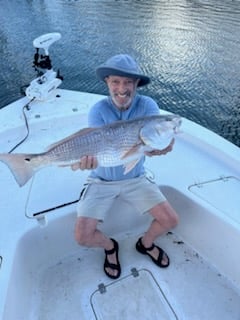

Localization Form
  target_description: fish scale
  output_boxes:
[48,123,141,164]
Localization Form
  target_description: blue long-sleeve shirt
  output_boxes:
[88,94,160,181]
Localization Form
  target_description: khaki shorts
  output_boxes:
[76,176,166,221]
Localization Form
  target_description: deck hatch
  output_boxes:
[189,176,240,223]
[91,268,178,320]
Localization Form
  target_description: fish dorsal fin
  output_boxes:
[46,127,95,150]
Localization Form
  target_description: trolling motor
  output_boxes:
[25,33,63,101]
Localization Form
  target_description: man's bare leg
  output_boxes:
[75,217,119,277]
[140,201,179,265]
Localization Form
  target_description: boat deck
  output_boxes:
[7,222,240,320]
[31,234,240,319]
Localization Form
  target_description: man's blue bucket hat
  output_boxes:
[96,54,150,87]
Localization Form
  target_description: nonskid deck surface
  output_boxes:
[28,232,239,320]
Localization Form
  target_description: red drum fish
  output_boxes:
[0,114,181,186]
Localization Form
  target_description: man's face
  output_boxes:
[105,76,139,110]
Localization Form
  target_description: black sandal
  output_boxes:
[136,237,170,268]
[104,238,121,279]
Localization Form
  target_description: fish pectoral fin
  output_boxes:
[123,158,141,174]
[120,143,142,160]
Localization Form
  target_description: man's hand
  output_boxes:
[145,138,175,157]
[71,156,98,171]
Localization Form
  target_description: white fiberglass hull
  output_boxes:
[0,89,240,320]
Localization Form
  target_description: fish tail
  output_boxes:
[0,153,36,187]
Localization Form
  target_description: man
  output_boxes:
[72,54,179,279]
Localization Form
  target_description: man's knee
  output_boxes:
[168,211,179,229]
[74,217,97,246]
[150,202,179,229]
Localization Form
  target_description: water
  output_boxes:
[0,0,240,146]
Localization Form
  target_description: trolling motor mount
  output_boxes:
[25,33,63,101]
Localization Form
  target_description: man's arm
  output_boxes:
[144,138,175,157]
